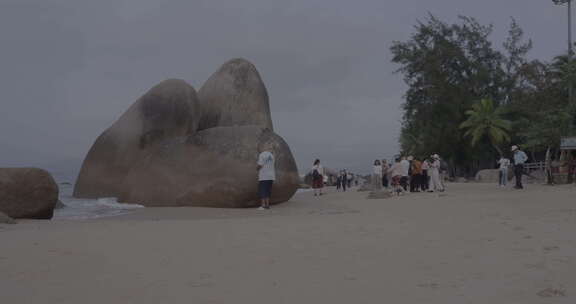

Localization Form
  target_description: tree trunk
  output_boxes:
[545,146,553,185]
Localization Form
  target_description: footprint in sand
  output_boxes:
[537,287,567,298]
[543,246,560,253]
[524,262,546,270]
[417,282,439,289]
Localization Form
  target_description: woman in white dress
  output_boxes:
[429,154,444,192]
[372,160,382,190]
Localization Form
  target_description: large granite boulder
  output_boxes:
[118,127,298,207]
[0,211,16,224]
[198,58,273,131]
[0,168,59,219]
[74,79,200,199]
[74,59,299,207]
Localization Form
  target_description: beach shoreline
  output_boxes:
[1,183,575,303]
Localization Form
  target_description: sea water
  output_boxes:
[51,171,144,220]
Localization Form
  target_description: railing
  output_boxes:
[523,161,546,172]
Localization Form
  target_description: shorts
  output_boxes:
[258,180,274,199]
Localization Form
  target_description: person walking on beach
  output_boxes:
[390,157,405,195]
[511,145,528,189]
[347,172,353,188]
[439,156,448,190]
[257,146,275,210]
[410,157,422,192]
[311,159,324,196]
[400,156,410,191]
[372,160,382,190]
[497,155,511,187]
[381,159,390,188]
[341,170,348,192]
[421,158,430,191]
[429,154,444,192]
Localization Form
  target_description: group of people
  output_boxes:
[255,144,532,210]
[373,154,445,194]
[255,142,535,210]
[335,170,354,192]
[497,145,528,189]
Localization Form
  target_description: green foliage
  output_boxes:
[521,109,572,150]
[391,15,514,171]
[391,14,574,175]
[459,98,511,155]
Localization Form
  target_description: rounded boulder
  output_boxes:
[118,127,299,207]
[0,168,59,219]
[74,79,200,199]
[198,58,273,130]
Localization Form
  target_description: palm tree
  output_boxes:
[459,98,512,156]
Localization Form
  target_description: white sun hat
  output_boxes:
[511,145,518,151]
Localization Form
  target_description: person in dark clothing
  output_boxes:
[512,145,528,189]
[421,159,430,191]
[410,158,422,192]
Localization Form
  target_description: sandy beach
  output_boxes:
[1,183,575,303]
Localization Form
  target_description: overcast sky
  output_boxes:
[0,0,570,178]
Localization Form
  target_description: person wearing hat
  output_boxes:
[511,145,528,189]
[429,154,444,192]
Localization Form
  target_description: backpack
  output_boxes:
[312,169,321,179]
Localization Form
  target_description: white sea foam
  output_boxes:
[53,183,144,220]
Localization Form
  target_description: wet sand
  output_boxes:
[1,183,575,303]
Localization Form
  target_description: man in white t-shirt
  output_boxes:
[257,148,275,210]
[400,156,410,191]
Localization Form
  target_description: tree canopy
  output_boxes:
[391,15,574,176]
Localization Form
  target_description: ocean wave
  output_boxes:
[54,183,144,220]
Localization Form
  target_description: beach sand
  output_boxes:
[1,183,575,303]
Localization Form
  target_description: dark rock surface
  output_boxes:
[74,59,299,207]
[0,211,16,224]
[0,168,59,219]
[198,58,273,131]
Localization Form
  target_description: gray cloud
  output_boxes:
[0,0,570,178]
